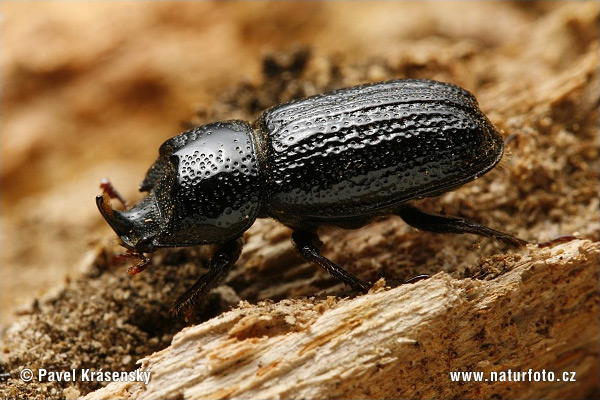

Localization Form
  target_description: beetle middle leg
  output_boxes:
[171,237,243,318]
[396,204,528,246]
[291,230,371,293]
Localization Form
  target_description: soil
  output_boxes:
[1,2,598,399]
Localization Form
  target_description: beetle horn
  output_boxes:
[96,192,134,241]
[96,187,162,253]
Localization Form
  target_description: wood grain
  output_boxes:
[85,239,599,399]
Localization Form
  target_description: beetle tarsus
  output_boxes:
[292,230,371,293]
[171,238,243,318]
[396,205,528,247]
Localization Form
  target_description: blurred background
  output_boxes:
[1,1,598,325]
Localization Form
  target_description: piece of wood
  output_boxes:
[84,239,599,399]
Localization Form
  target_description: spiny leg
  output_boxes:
[171,237,243,318]
[291,230,371,293]
[396,204,528,247]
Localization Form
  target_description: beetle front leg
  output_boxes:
[99,178,131,210]
[292,230,371,293]
[396,204,528,247]
[171,238,243,318]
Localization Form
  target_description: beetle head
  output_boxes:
[97,122,263,253]
[96,190,161,254]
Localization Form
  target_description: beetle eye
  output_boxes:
[159,143,174,157]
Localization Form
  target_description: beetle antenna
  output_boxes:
[125,251,152,275]
[107,250,153,275]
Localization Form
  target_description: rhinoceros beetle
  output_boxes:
[97,79,528,316]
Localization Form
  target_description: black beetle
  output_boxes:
[97,79,527,315]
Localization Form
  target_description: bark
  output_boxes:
[85,239,599,400]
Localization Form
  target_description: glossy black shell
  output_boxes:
[256,79,503,227]
[100,79,504,251]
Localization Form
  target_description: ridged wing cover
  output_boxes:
[256,79,503,221]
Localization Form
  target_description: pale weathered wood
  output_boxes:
[85,240,599,399]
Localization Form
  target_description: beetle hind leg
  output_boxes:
[171,237,243,318]
[396,204,528,247]
[292,230,371,293]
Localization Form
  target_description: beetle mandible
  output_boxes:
[97,79,527,315]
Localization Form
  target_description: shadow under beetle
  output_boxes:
[97,79,528,316]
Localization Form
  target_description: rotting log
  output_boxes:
[84,239,599,399]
